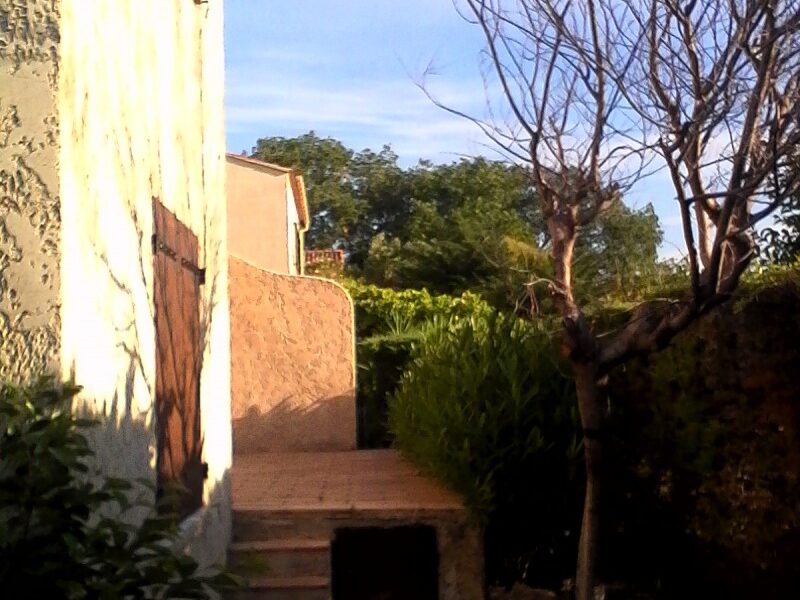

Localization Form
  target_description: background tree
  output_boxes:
[252,133,411,262]
[434,1,800,597]
[344,145,412,265]
[760,165,800,263]
[252,132,358,250]
[254,133,664,311]
[574,202,663,302]
[364,158,548,307]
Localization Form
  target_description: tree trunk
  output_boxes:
[574,361,605,600]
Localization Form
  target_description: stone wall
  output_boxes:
[57,0,231,567]
[0,0,61,382]
[229,257,357,452]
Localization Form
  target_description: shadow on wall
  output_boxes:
[233,393,356,454]
[70,381,232,570]
[61,195,232,568]
[76,198,224,500]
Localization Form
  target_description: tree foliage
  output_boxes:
[575,202,663,302]
[761,191,800,264]
[252,132,664,312]
[251,132,410,261]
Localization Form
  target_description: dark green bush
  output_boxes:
[389,313,583,588]
[356,330,420,448]
[356,268,800,595]
[604,279,800,598]
[0,378,239,599]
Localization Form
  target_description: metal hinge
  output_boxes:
[201,462,209,480]
[152,233,206,285]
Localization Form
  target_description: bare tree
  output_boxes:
[431,1,800,597]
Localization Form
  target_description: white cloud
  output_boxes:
[236,49,335,67]
[225,66,489,165]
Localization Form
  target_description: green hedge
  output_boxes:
[604,278,800,598]
[389,312,583,588]
[349,270,800,594]
[343,280,495,447]
[344,278,493,336]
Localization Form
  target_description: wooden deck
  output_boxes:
[231,449,464,514]
[229,450,484,599]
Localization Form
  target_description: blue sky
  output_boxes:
[224,0,686,257]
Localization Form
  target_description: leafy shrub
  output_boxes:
[0,378,239,599]
[759,192,800,264]
[389,313,583,588]
[356,330,420,448]
[344,281,495,447]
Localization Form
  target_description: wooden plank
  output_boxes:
[153,198,203,519]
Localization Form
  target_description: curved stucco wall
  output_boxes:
[0,0,61,382]
[229,257,356,453]
[57,0,230,567]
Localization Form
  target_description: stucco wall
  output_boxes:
[229,257,356,452]
[0,0,61,383]
[226,159,290,274]
[57,0,231,567]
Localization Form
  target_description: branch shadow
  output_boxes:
[233,392,357,453]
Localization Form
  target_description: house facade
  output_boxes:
[226,155,357,453]
[226,153,308,276]
[1,0,231,567]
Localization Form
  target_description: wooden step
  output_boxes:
[233,576,330,600]
[233,511,334,542]
[232,539,330,552]
[229,539,330,579]
[249,576,328,590]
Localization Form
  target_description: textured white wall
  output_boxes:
[0,0,61,382]
[58,0,231,567]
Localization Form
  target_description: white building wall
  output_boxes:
[286,181,301,275]
[58,0,231,567]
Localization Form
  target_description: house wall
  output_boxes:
[57,0,231,568]
[226,160,290,273]
[0,0,61,383]
[229,257,356,452]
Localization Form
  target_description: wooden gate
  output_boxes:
[153,199,205,519]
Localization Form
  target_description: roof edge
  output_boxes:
[226,153,309,229]
[226,152,293,174]
[290,173,310,230]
